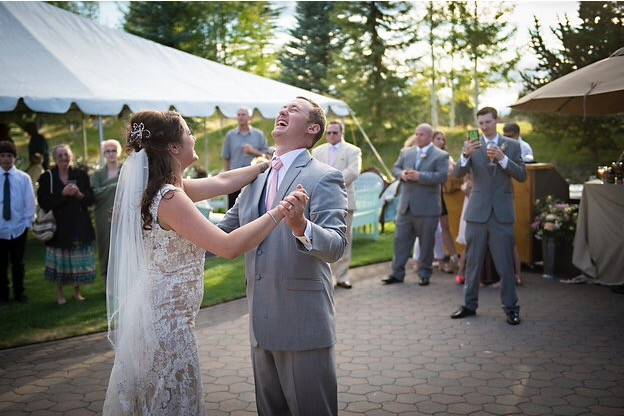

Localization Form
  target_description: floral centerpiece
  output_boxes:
[532,196,579,240]
[532,195,580,279]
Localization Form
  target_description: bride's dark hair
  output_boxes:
[125,111,185,230]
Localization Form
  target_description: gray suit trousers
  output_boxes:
[252,346,337,416]
[464,213,519,313]
[391,213,438,281]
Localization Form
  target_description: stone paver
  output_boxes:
[1,262,623,415]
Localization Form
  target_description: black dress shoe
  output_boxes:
[418,277,430,286]
[506,311,521,325]
[336,281,352,289]
[450,306,476,319]
[382,276,402,285]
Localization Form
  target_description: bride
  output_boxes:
[103,111,301,415]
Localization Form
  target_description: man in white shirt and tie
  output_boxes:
[0,141,36,304]
[503,122,534,163]
[312,121,362,289]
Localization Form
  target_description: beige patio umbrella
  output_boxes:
[511,47,624,116]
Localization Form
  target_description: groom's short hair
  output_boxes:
[296,96,326,146]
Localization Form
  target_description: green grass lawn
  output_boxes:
[0,225,395,350]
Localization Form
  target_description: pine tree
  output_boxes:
[279,2,338,94]
[123,2,279,77]
[523,2,624,90]
[455,1,518,114]
[521,1,624,163]
[331,1,418,141]
[47,1,99,20]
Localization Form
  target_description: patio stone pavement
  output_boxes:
[1,261,623,415]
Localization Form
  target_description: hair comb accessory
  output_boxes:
[129,122,151,146]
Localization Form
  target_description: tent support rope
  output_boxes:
[349,113,393,181]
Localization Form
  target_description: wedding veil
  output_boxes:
[106,149,156,405]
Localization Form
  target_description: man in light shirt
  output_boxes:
[0,141,36,304]
[503,122,534,163]
[312,120,362,289]
[222,107,269,208]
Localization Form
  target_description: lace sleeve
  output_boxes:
[150,184,178,228]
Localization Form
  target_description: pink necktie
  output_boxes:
[266,157,283,209]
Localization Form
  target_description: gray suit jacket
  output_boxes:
[312,141,362,211]
[219,150,348,351]
[454,136,527,224]
[393,145,449,217]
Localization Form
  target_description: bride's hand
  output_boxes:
[280,185,309,235]
[256,161,270,174]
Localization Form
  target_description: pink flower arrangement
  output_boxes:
[532,196,579,240]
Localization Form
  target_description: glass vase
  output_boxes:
[542,235,557,279]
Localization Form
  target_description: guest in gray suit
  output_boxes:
[450,107,527,325]
[383,124,449,286]
[219,97,348,416]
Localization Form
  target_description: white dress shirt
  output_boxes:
[414,143,433,168]
[518,137,534,162]
[0,166,36,240]
[460,134,509,169]
[267,148,312,249]
[328,142,342,166]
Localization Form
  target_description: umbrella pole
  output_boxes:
[349,113,393,181]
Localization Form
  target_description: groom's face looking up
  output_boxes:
[272,98,325,155]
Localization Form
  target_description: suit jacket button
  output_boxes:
[256,274,262,280]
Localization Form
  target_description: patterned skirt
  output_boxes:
[45,243,97,286]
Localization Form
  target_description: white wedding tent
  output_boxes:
[0,2,394,178]
[0,2,351,118]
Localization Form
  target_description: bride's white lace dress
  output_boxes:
[104,185,206,415]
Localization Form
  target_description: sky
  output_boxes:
[99,1,582,115]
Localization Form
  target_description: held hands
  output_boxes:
[462,140,481,158]
[279,184,309,236]
[486,146,505,163]
[401,169,420,182]
[242,144,258,155]
[62,183,82,198]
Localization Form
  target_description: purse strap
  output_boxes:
[49,170,53,194]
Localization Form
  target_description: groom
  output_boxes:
[219,97,348,415]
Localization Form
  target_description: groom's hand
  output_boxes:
[280,185,309,236]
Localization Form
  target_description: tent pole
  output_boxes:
[219,116,225,171]
[98,116,104,166]
[81,116,88,163]
[204,118,209,171]
[349,113,393,181]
